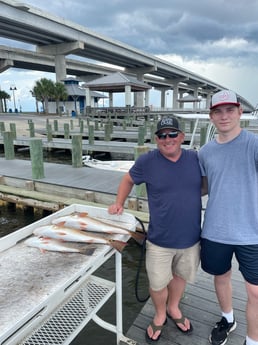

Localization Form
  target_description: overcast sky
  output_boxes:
[1,0,258,111]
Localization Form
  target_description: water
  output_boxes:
[0,197,149,344]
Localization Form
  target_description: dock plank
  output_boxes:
[125,261,247,345]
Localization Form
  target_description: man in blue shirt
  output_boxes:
[109,117,202,342]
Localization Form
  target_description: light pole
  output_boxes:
[10,86,17,112]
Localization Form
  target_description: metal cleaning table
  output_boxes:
[0,204,137,345]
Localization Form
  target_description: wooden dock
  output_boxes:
[125,258,247,345]
[0,157,150,220]
[0,113,251,345]
[0,158,248,345]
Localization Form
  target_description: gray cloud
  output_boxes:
[21,1,258,56]
[3,0,258,105]
[22,0,258,66]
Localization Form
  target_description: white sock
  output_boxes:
[222,310,234,323]
[246,335,258,345]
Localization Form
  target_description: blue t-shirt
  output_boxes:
[199,130,258,245]
[129,149,202,248]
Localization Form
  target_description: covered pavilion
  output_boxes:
[83,72,152,110]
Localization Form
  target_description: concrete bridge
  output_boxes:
[0,0,254,112]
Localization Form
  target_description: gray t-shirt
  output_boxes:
[199,129,258,245]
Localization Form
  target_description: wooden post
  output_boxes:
[0,122,5,133]
[138,126,145,146]
[54,119,58,132]
[150,123,156,144]
[134,146,149,198]
[64,123,70,139]
[94,120,99,130]
[190,120,195,133]
[46,123,52,142]
[29,138,45,179]
[72,134,82,167]
[28,121,35,137]
[88,124,95,144]
[9,123,17,139]
[80,120,84,133]
[104,123,111,141]
[3,131,15,160]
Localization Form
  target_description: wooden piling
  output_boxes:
[54,119,58,132]
[79,120,84,133]
[149,123,156,144]
[3,131,15,160]
[64,123,70,139]
[29,138,45,179]
[46,124,53,142]
[72,134,83,167]
[138,126,145,146]
[104,123,111,141]
[88,124,95,144]
[9,123,17,139]
[28,121,35,137]
[0,121,5,133]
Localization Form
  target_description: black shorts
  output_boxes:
[201,238,258,285]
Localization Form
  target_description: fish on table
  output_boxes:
[33,225,127,253]
[51,212,146,245]
[24,236,96,255]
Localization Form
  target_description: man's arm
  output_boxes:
[108,172,135,215]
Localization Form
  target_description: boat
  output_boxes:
[82,155,134,172]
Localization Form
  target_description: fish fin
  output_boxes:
[41,238,51,244]
[128,231,146,245]
[57,231,67,236]
[109,240,127,253]
[79,221,87,229]
[55,221,66,227]
[79,246,96,256]
[78,212,88,218]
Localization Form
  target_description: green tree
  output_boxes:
[0,90,10,113]
[32,78,68,114]
[32,78,55,114]
[53,82,68,114]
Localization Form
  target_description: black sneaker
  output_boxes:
[209,317,237,345]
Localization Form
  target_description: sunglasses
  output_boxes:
[157,131,179,139]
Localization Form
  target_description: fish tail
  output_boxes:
[79,246,96,256]
[129,231,146,245]
[109,240,127,252]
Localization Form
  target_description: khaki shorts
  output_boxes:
[145,241,200,291]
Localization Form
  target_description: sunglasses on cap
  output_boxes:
[157,131,179,139]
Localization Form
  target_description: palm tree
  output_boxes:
[0,90,10,112]
[32,78,68,114]
[53,82,68,114]
[32,78,55,114]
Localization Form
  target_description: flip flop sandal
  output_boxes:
[145,319,167,343]
[167,312,193,334]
